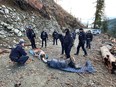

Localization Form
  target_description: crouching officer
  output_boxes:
[52,30,59,45]
[41,30,48,48]
[64,29,73,58]
[86,30,93,49]
[9,39,29,65]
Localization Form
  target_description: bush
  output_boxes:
[108,25,116,38]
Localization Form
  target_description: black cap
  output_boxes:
[79,28,83,30]
[65,28,69,32]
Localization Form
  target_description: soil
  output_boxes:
[0,34,116,87]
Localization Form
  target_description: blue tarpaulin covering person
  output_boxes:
[41,56,96,73]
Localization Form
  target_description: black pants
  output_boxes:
[86,39,91,49]
[30,38,36,49]
[42,39,47,47]
[76,42,87,55]
[64,44,72,58]
[53,38,58,45]
[10,56,29,64]
[61,43,65,54]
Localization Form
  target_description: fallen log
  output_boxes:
[100,46,116,74]
[0,49,10,54]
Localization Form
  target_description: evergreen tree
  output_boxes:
[94,0,105,29]
[101,17,108,33]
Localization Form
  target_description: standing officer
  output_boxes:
[41,30,48,48]
[86,30,93,49]
[26,25,36,49]
[58,34,65,55]
[74,28,87,56]
[64,29,73,58]
[52,30,59,45]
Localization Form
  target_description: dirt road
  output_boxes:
[0,34,116,87]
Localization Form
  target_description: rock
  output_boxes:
[4,8,9,14]
[7,25,14,30]
[1,5,6,8]
[0,9,4,14]
[0,30,5,35]
[17,31,23,36]
[13,29,22,36]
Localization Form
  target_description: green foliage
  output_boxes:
[94,0,105,29]
[108,25,116,38]
[101,17,108,33]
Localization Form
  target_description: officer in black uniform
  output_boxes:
[26,25,36,49]
[9,39,29,65]
[58,34,65,55]
[86,30,93,49]
[41,30,48,48]
[64,29,73,58]
[74,28,87,56]
[52,30,59,45]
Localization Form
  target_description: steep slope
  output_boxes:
[0,0,84,47]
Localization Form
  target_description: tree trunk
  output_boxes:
[100,46,116,74]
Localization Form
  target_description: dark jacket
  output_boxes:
[72,32,76,40]
[26,29,36,40]
[52,31,59,39]
[9,44,27,58]
[86,33,93,41]
[41,31,48,39]
[64,31,73,47]
[58,34,64,44]
[78,32,86,43]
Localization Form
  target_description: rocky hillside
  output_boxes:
[0,0,84,48]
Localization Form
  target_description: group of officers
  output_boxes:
[9,25,93,65]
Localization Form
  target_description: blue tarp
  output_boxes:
[47,59,96,73]
[60,61,96,73]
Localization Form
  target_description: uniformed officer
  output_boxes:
[52,30,59,45]
[26,25,36,49]
[58,34,65,55]
[41,30,48,48]
[64,29,73,58]
[9,39,29,65]
[86,30,93,49]
[74,28,87,56]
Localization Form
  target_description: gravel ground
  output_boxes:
[0,34,116,87]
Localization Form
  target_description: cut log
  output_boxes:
[100,46,116,74]
[0,49,10,54]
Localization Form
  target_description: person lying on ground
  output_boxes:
[41,56,96,73]
[9,39,29,65]
[29,48,48,59]
[41,56,79,69]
